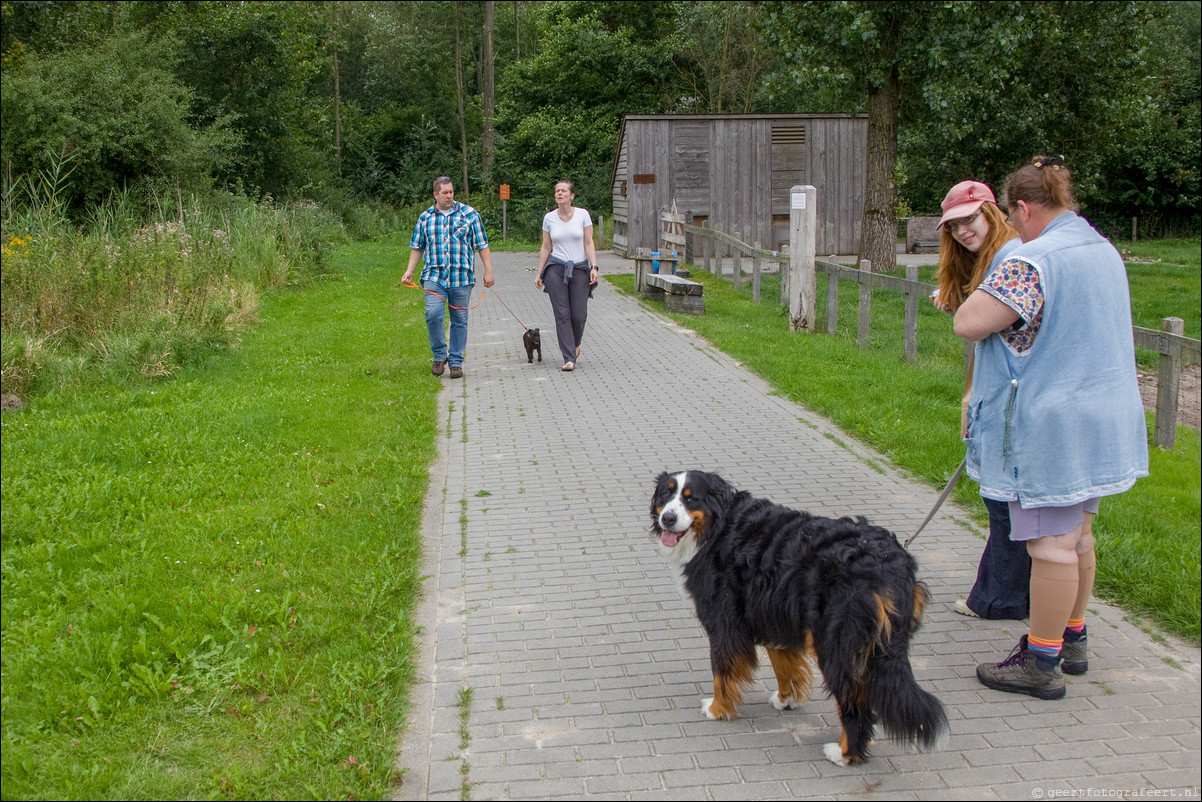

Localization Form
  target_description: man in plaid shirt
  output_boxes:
[403,176,495,378]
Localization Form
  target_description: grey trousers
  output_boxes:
[543,263,592,364]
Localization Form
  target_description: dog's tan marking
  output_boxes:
[706,653,756,720]
[911,583,929,630]
[873,592,897,644]
[766,642,814,707]
[688,509,707,536]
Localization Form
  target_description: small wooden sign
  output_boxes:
[632,174,656,184]
[499,184,511,200]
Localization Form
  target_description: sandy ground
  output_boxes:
[1137,362,1200,431]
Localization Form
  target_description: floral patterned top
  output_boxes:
[981,257,1044,353]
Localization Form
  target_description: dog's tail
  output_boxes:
[870,583,948,751]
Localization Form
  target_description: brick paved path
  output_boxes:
[395,251,1200,800]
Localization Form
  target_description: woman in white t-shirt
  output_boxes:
[534,180,598,371]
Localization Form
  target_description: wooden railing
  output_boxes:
[671,213,1199,449]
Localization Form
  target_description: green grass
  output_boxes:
[1,240,439,799]
[1113,239,1201,340]
[610,237,1201,644]
[2,230,1197,798]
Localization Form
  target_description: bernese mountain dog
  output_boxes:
[650,470,948,766]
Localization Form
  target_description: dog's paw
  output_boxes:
[701,697,717,720]
[769,690,797,711]
[822,742,849,767]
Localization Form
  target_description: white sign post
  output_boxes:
[788,185,817,331]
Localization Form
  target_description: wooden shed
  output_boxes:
[609,113,868,257]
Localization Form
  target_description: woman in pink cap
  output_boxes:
[932,180,1026,620]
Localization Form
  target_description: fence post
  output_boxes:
[703,221,712,272]
[685,211,694,264]
[732,232,742,291]
[857,259,872,348]
[905,264,918,363]
[1154,316,1184,449]
[779,245,790,305]
[827,254,839,335]
[597,215,604,250]
[788,185,817,331]
[752,242,762,303]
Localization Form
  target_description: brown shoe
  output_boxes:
[976,635,1066,700]
[448,365,463,379]
[432,360,447,376]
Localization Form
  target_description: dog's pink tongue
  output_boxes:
[661,531,680,548]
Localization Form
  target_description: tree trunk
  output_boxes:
[514,0,521,61]
[858,65,899,273]
[330,1,341,178]
[454,2,470,200]
[482,1,495,181]
[332,49,341,177]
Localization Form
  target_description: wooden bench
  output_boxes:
[643,272,704,315]
[906,216,942,254]
[633,246,680,293]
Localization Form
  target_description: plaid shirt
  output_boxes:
[409,201,489,288]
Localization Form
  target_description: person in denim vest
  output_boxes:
[955,156,1149,699]
[932,180,1027,621]
[404,176,495,379]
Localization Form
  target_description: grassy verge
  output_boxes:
[1,237,438,799]
[608,243,1201,644]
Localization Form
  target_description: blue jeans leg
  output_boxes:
[445,284,473,367]
[423,281,449,362]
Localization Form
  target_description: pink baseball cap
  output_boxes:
[937,180,996,229]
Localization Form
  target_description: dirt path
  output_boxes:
[1137,363,1200,431]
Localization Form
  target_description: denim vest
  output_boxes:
[964,212,1149,507]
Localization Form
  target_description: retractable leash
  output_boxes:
[485,286,531,331]
[402,280,483,311]
[402,281,529,331]
[903,458,965,550]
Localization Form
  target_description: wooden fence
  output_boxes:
[664,211,1200,449]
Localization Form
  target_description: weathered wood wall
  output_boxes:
[610,114,867,257]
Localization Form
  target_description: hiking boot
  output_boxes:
[977,635,1066,700]
[448,365,463,379]
[432,360,447,376]
[1061,629,1088,676]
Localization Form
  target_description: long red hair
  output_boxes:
[934,203,1017,312]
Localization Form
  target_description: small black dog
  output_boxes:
[523,328,542,363]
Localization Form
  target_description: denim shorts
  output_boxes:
[1008,497,1101,541]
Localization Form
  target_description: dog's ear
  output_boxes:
[695,473,733,538]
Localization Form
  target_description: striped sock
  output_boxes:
[1027,634,1063,663]
[1065,618,1086,638]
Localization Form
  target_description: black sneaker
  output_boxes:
[977,635,1066,700]
[1061,629,1088,675]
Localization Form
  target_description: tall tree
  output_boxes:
[453,1,470,199]
[671,2,783,114]
[761,1,1177,268]
[481,0,496,181]
[761,1,924,272]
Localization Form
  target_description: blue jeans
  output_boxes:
[423,281,473,367]
[966,497,1031,620]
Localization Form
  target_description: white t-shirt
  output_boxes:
[542,207,594,264]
